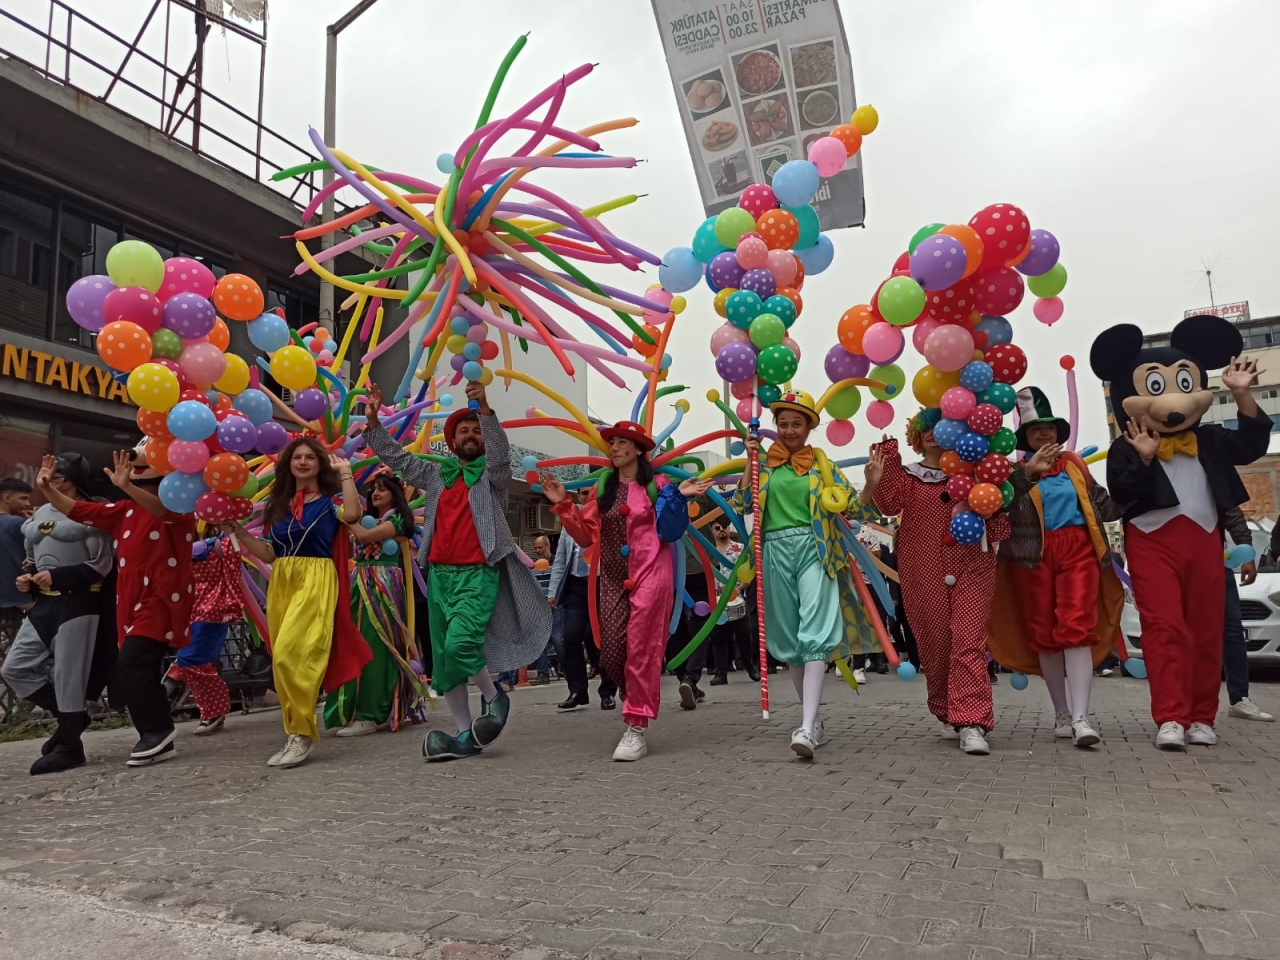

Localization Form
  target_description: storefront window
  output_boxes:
[55,207,122,348]
[0,412,53,492]
[0,183,56,340]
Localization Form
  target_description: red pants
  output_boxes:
[1126,516,1224,727]
[167,662,231,721]
[1013,526,1099,653]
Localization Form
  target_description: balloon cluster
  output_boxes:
[824,204,1065,541]
[65,240,284,523]
[656,106,880,430]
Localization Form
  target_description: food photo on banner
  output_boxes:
[650,0,865,230]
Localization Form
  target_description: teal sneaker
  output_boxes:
[471,689,511,747]
[423,729,482,762]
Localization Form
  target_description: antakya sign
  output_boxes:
[1,343,132,405]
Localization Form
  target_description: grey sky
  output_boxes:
[14,0,1278,454]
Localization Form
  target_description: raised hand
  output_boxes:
[539,471,567,504]
[104,450,133,489]
[36,455,57,490]
[1222,355,1261,394]
[1025,442,1063,478]
[678,477,715,498]
[329,454,353,478]
[1124,419,1161,462]
[364,382,384,430]
[863,445,886,488]
[465,380,490,414]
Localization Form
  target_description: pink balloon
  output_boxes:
[736,235,769,271]
[1034,296,1064,326]
[923,325,975,373]
[911,317,940,354]
[155,358,187,390]
[735,397,755,420]
[807,136,849,178]
[104,286,163,333]
[710,321,752,356]
[866,400,895,430]
[766,248,797,287]
[159,257,217,302]
[178,342,227,388]
[168,439,211,473]
[738,184,777,218]
[940,386,977,421]
[730,378,755,400]
[825,419,855,446]
[780,337,802,362]
[863,323,905,365]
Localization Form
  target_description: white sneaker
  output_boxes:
[1187,722,1217,746]
[612,725,647,762]
[959,726,989,755]
[853,668,867,684]
[1099,668,1115,677]
[1071,719,1101,747]
[812,718,829,747]
[335,719,378,738]
[1155,721,1186,751]
[790,727,817,759]
[267,739,291,767]
[277,734,315,768]
[940,724,960,741]
[1053,712,1073,738]
[1229,698,1275,721]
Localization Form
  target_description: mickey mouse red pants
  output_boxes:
[1126,516,1225,728]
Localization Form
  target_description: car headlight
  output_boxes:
[1268,591,1280,608]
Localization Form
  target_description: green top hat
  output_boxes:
[1014,386,1069,453]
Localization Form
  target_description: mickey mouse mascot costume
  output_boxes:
[1091,315,1269,750]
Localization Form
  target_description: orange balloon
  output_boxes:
[210,392,233,415]
[968,482,1003,517]
[757,210,799,250]
[837,304,877,354]
[633,323,661,358]
[1005,241,1031,269]
[533,558,550,572]
[213,273,265,322]
[203,452,250,494]
[940,451,975,477]
[937,224,985,280]
[687,501,701,518]
[777,287,803,315]
[144,437,174,475]
[313,327,330,342]
[137,408,173,439]
[791,255,805,290]
[830,124,863,157]
[96,320,152,372]
[208,317,231,352]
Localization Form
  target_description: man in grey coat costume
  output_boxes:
[363,379,551,761]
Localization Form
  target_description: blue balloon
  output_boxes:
[520,455,538,472]
[771,159,820,207]
[1010,672,1029,691]
[381,539,399,556]
[660,353,673,370]
[691,217,727,263]
[1079,445,1099,458]
[950,511,985,545]
[959,361,994,393]
[975,315,1013,347]
[247,313,290,353]
[436,153,456,174]
[438,394,454,407]
[1226,543,1257,570]
[932,418,966,451]
[450,316,470,335]
[620,545,631,557]
[461,360,484,381]
[956,432,990,463]
[794,235,835,275]
[896,662,917,681]
[659,246,703,293]
[110,369,130,385]
[232,389,273,427]
[167,400,217,442]
[729,440,746,456]
[158,472,207,513]
[462,342,482,361]
[1126,658,1148,679]
[360,515,378,529]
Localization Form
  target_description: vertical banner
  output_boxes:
[649,0,865,230]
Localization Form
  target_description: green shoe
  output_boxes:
[471,689,510,747]
[423,729,482,762]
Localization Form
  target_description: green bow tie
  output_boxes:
[440,455,485,489]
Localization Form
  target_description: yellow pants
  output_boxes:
[267,556,337,740]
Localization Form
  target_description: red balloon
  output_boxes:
[229,497,254,521]
[104,286,163,333]
[946,475,975,501]
[966,403,1003,437]
[925,279,977,323]
[179,388,213,407]
[972,266,1026,316]
[891,250,910,275]
[985,343,1028,385]
[739,184,777,218]
[967,203,1031,272]
[194,491,234,523]
[974,453,1012,485]
[479,340,500,361]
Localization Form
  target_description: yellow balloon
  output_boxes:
[445,334,467,354]
[478,366,494,385]
[269,345,317,392]
[912,365,959,407]
[737,563,755,584]
[713,288,734,318]
[127,362,180,412]
[706,388,721,403]
[669,295,686,315]
[214,353,250,395]
[852,104,879,135]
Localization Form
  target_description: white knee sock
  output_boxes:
[790,664,805,701]
[443,686,471,734]
[1064,646,1094,721]
[472,670,498,700]
[802,660,825,733]
[1038,651,1068,715]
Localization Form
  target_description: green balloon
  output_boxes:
[749,313,785,349]
[787,204,820,249]
[989,426,1017,456]
[979,382,1017,414]
[231,474,259,499]
[757,383,782,406]
[1027,262,1067,298]
[869,363,905,402]
[908,223,945,254]
[877,276,926,326]
[105,239,164,294]
[150,328,184,360]
[825,386,862,420]
[714,207,757,248]
[757,344,798,386]
[998,480,1015,509]
[763,294,798,328]
[726,290,764,330]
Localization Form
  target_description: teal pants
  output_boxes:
[762,527,841,667]
[427,563,498,693]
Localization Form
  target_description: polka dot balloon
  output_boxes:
[950,511,985,546]
[715,342,757,383]
[756,209,799,250]
[972,266,1026,316]
[968,482,1003,518]
[163,292,218,340]
[967,203,1031,271]
[158,471,208,513]
[985,343,1028,386]
[974,453,1012,485]
[739,268,777,300]
[725,290,764,330]
[202,452,249,494]
[215,415,257,454]
[194,490,235,523]
[966,403,1003,437]
[955,431,990,464]
[159,257,216,301]
[65,275,113,332]
[212,274,265,322]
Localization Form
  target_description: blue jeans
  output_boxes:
[1223,569,1249,704]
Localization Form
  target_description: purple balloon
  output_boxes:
[191,539,210,560]
[715,342,758,383]
[708,251,745,290]
[1015,229,1061,277]
[449,353,467,373]
[824,345,871,383]
[162,292,218,340]
[216,415,258,454]
[739,268,777,300]
[66,275,114,332]
[255,421,289,456]
[911,234,968,291]
[293,387,328,421]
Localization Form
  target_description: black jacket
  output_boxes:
[1105,410,1272,524]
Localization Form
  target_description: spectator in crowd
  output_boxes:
[549,490,617,711]
[1223,507,1272,721]
[0,478,33,647]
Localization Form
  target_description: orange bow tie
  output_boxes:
[1156,432,1198,461]
[767,443,813,476]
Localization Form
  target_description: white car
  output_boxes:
[1120,519,1280,665]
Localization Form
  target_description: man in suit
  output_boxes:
[549,490,617,711]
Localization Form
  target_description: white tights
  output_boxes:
[443,671,500,734]
[1038,647,1094,721]
[789,661,826,733]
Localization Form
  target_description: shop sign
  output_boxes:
[1,343,132,405]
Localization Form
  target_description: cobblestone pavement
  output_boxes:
[1,670,1278,960]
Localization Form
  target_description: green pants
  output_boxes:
[323,617,397,728]
[763,527,841,667]
[428,563,498,693]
